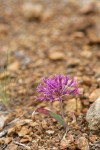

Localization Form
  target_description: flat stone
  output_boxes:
[48,51,65,60]
[8,61,19,71]
[22,3,43,21]
[65,98,82,114]
[81,50,92,58]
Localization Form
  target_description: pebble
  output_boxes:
[21,57,31,66]
[42,9,54,22]
[22,3,43,21]
[77,136,89,150]
[79,3,95,14]
[0,24,8,35]
[86,97,100,130]
[87,28,100,44]
[82,76,92,86]
[18,126,30,137]
[81,50,92,58]
[15,51,24,58]
[48,51,65,60]
[46,130,54,135]
[89,88,100,102]
[60,134,74,150]
[67,58,80,67]
[65,98,82,114]
[41,120,47,129]
[70,16,93,32]
[8,61,19,71]
[89,134,98,142]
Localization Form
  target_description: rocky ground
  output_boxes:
[0,0,100,150]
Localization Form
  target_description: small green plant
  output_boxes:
[0,81,9,106]
[0,50,9,107]
[33,74,80,131]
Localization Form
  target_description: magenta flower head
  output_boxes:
[36,74,79,102]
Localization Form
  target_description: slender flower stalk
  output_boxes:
[59,98,66,131]
[36,74,79,130]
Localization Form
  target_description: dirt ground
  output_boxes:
[0,0,100,150]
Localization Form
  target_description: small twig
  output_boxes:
[7,113,25,125]
[2,144,7,150]
[59,129,67,143]
[0,130,7,138]
[13,141,31,150]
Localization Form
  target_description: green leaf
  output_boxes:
[49,111,64,126]
[32,108,64,126]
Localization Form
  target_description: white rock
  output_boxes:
[46,130,54,135]
[86,97,100,130]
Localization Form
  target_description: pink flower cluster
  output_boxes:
[36,74,79,102]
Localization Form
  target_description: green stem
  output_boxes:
[59,98,66,131]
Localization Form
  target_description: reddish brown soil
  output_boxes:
[0,0,100,150]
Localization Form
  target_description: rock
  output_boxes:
[82,76,92,86]
[89,88,100,102]
[0,24,8,35]
[0,137,12,145]
[15,51,24,58]
[77,137,89,150]
[87,28,100,44]
[20,136,32,143]
[46,130,54,135]
[8,61,19,71]
[67,58,80,67]
[42,9,54,22]
[69,16,94,33]
[89,134,98,142]
[8,126,16,136]
[22,3,43,21]
[60,134,74,150]
[79,3,96,14]
[18,126,30,137]
[65,98,82,114]
[21,57,31,66]
[60,138,69,150]
[48,51,65,60]
[81,50,92,58]
[86,97,100,130]
[41,120,47,129]
[5,142,18,150]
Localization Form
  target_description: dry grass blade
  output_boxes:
[13,141,31,150]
